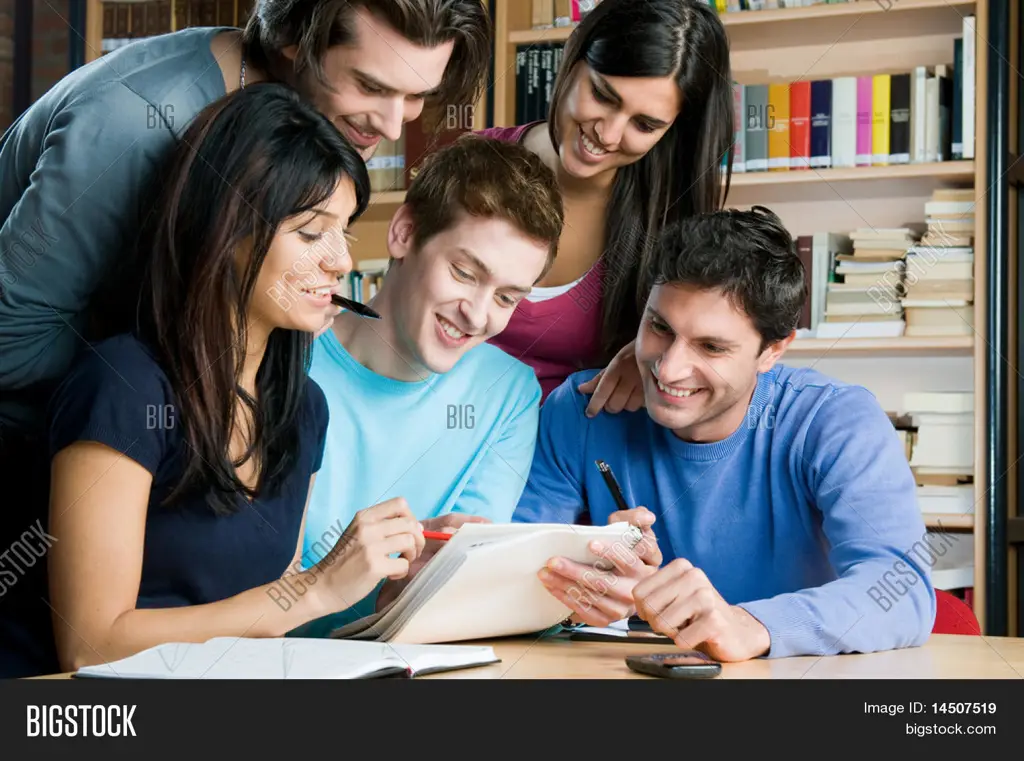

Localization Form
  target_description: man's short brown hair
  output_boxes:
[404,135,563,281]
[243,0,491,109]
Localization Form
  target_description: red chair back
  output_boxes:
[933,588,981,635]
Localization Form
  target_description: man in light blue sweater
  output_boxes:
[514,206,936,660]
[293,135,563,635]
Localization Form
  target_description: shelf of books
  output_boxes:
[493,0,991,625]
[88,0,257,60]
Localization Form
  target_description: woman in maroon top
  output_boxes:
[479,0,735,411]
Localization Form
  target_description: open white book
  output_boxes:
[330,521,644,643]
[73,637,499,679]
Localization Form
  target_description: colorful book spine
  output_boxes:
[732,82,746,172]
[889,73,910,164]
[809,79,832,168]
[744,84,769,172]
[952,40,963,159]
[856,76,873,166]
[872,74,891,166]
[767,82,790,171]
[832,76,857,168]
[789,80,811,170]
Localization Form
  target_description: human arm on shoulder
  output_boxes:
[0,84,170,394]
[734,387,936,658]
[576,340,645,418]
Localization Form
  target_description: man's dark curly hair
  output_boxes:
[649,205,807,350]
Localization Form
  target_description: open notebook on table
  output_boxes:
[329,521,644,644]
[73,637,499,679]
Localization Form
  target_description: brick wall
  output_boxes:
[32,0,70,103]
[0,0,13,132]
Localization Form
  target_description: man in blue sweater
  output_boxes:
[514,206,936,660]
[293,135,563,636]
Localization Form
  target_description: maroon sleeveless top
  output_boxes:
[477,123,605,402]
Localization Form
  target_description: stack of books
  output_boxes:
[901,189,975,337]
[366,114,474,194]
[793,232,851,337]
[816,228,916,338]
[903,391,973,485]
[100,1,253,54]
[343,259,390,304]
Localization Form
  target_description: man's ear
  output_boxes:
[281,45,298,62]
[387,203,416,261]
[756,330,795,373]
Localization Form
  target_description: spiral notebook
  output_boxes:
[73,637,499,679]
[330,521,644,643]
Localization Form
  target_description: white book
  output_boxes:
[830,77,858,168]
[814,321,905,339]
[903,391,974,413]
[917,485,974,515]
[925,76,939,163]
[962,15,976,159]
[911,66,928,163]
[910,430,973,470]
[810,232,852,330]
[74,637,499,680]
[330,522,643,644]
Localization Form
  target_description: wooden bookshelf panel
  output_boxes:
[727,180,970,241]
[784,336,974,357]
[728,3,971,59]
[924,513,975,530]
[508,0,977,44]
[732,34,962,85]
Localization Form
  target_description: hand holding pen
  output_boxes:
[596,460,662,571]
[537,461,664,628]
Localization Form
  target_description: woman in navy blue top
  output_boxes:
[14,83,426,675]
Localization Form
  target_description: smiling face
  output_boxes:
[385,204,551,375]
[249,177,359,335]
[635,282,787,443]
[554,61,682,181]
[287,8,455,160]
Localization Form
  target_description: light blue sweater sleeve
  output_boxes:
[737,386,937,658]
[512,372,594,524]
[452,369,542,522]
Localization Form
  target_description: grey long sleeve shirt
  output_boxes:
[0,26,232,438]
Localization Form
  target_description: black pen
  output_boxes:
[595,459,631,513]
[331,294,381,320]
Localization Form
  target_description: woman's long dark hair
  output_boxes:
[135,82,369,515]
[547,0,734,359]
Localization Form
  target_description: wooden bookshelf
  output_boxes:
[785,335,974,357]
[924,513,975,530]
[360,160,977,217]
[732,160,974,187]
[510,0,977,43]
[491,0,997,630]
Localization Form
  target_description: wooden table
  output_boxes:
[421,633,1024,679]
[31,633,1024,679]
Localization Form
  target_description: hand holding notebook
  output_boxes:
[330,521,644,644]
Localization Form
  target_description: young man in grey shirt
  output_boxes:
[0,0,490,677]
[0,0,489,441]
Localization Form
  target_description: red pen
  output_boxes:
[422,530,453,542]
